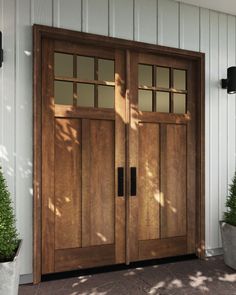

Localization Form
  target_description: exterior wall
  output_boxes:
[0,0,235,277]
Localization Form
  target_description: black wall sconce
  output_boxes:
[0,31,3,68]
[221,66,236,94]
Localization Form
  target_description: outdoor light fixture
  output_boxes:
[0,31,3,68]
[221,66,236,94]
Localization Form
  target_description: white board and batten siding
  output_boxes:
[0,0,235,278]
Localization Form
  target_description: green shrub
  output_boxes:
[0,166,19,262]
[224,172,236,226]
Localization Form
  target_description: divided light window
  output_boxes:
[138,64,187,114]
[54,52,115,109]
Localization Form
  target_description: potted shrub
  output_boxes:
[220,172,236,270]
[0,166,21,295]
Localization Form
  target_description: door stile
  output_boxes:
[125,50,131,265]
[42,38,55,274]
[115,49,126,264]
[126,50,139,263]
[186,61,197,253]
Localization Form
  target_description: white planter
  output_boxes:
[220,222,236,270]
[0,240,22,295]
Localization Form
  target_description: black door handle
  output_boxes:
[130,167,136,196]
[118,167,124,197]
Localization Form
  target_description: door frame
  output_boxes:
[33,24,205,284]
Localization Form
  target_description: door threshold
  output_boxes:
[41,254,197,282]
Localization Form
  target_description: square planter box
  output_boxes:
[0,240,22,295]
[220,222,236,270]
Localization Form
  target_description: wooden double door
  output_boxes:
[41,36,200,274]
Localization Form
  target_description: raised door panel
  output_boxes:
[82,119,115,247]
[161,124,187,238]
[138,122,160,241]
[55,118,82,250]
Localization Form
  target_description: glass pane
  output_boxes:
[77,56,94,80]
[173,69,186,90]
[139,90,152,112]
[139,64,152,86]
[98,59,114,81]
[173,93,186,114]
[156,91,170,113]
[54,81,73,105]
[156,67,169,88]
[77,83,94,107]
[98,86,114,108]
[54,53,73,77]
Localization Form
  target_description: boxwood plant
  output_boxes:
[0,166,19,262]
[224,172,236,226]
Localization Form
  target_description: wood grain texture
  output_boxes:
[161,124,187,239]
[186,61,197,254]
[55,118,82,250]
[41,39,55,274]
[138,123,160,240]
[34,25,204,60]
[55,105,115,120]
[34,26,205,282]
[114,49,126,263]
[33,23,42,284]
[82,119,115,247]
[127,51,139,262]
[55,245,115,272]
[139,237,187,260]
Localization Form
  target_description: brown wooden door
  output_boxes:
[127,51,198,262]
[41,38,126,274]
[41,38,199,274]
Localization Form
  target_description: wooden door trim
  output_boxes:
[33,24,205,284]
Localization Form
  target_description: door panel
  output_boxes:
[55,118,82,250]
[138,122,160,241]
[161,124,187,238]
[82,119,115,247]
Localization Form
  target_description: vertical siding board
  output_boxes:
[0,0,16,199]
[227,16,236,198]
[157,0,179,48]
[16,0,33,276]
[179,3,200,51]
[209,11,220,249]
[82,0,108,35]
[109,0,134,40]
[218,13,228,246]
[200,7,210,250]
[31,0,53,25]
[134,0,157,44]
[53,0,82,31]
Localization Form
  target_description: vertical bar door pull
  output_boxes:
[130,167,136,196]
[118,167,124,196]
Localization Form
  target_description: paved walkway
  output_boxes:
[19,256,236,294]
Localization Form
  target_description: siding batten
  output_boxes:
[209,11,220,249]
